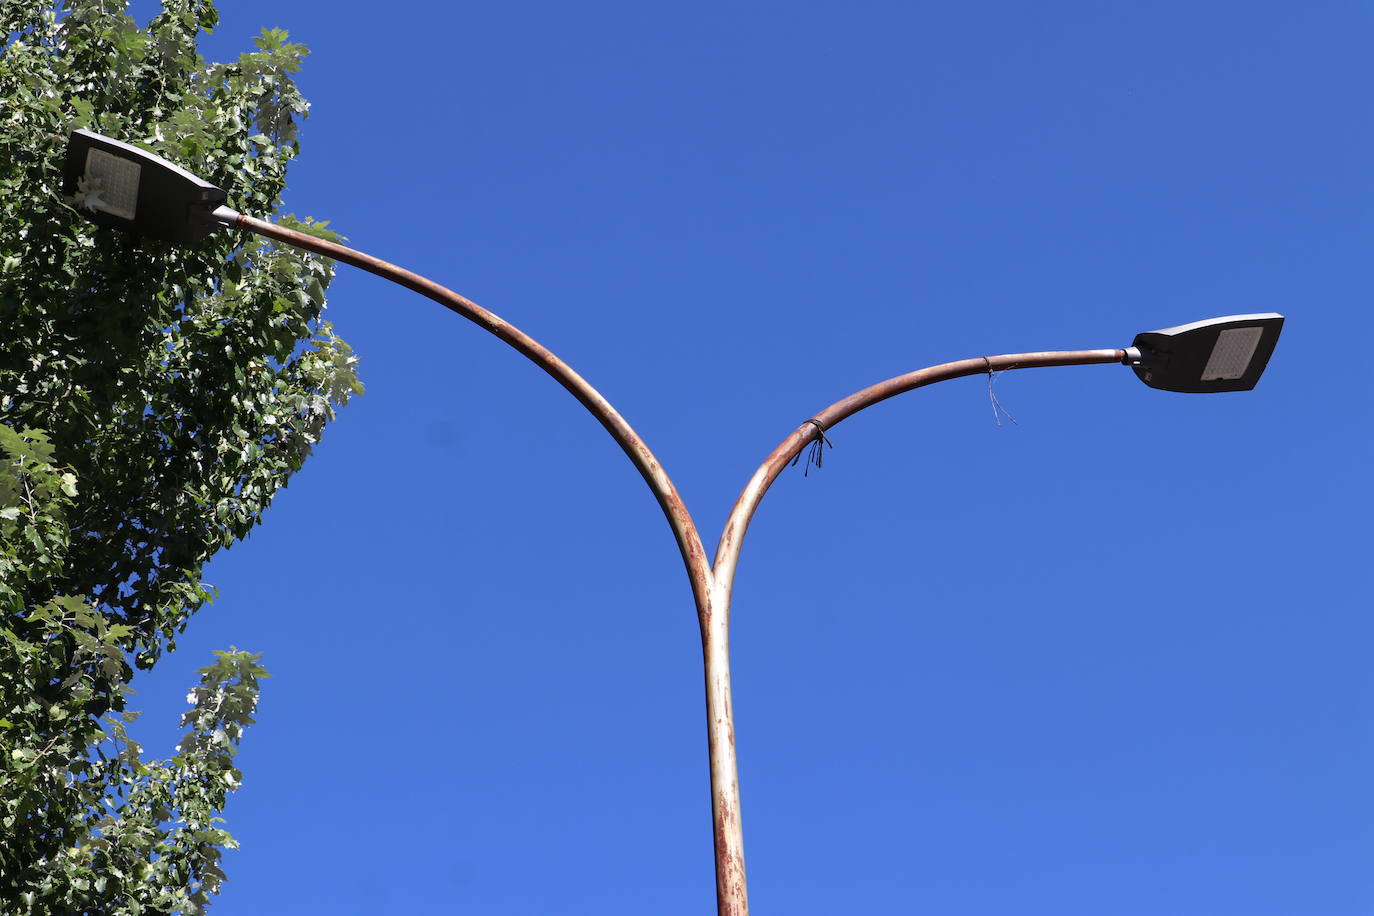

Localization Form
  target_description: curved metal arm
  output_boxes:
[693,348,1125,915]
[219,208,751,914]
[213,203,1128,916]
[713,349,1128,601]
[224,210,715,606]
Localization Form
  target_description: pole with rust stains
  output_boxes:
[217,208,753,914]
[60,131,1277,916]
[220,206,1128,916]
[713,349,1129,598]
[703,349,1130,914]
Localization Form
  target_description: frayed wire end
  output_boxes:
[985,359,1019,427]
[790,418,834,476]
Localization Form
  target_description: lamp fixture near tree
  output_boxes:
[62,127,1285,916]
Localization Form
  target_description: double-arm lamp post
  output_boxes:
[63,129,1285,915]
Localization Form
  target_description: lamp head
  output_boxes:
[1126,313,1284,393]
[62,129,227,243]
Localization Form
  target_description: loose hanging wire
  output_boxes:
[985,358,1019,427]
[790,418,834,476]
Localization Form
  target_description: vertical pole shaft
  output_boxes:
[701,583,749,915]
[221,211,1125,915]
[226,211,749,908]
[706,350,1128,914]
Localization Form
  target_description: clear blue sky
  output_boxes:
[121,2,1371,913]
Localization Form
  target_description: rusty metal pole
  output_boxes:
[223,212,713,598]
[211,209,1129,916]
[702,351,1126,908]
[701,580,748,914]
[714,351,1128,597]
[215,209,750,914]
[700,351,1127,914]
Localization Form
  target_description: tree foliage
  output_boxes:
[0,0,360,909]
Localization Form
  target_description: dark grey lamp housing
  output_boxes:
[1126,313,1284,393]
[62,129,229,243]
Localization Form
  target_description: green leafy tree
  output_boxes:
[0,0,360,909]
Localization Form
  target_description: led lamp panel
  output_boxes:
[83,147,141,220]
[1130,313,1284,393]
[1201,326,1265,381]
[62,129,227,243]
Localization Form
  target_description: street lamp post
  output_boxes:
[61,129,1285,916]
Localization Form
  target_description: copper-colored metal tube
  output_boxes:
[713,350,1128,621]
[225,212,750,912]
[231,213,714,601]
[222,205,1128,916]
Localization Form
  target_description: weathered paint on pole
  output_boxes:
[217,207,1129,916]
[226,211,749,913]
[714,350,1129,598]
[228,212,714,611]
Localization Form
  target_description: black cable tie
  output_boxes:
[790,418,834,476]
